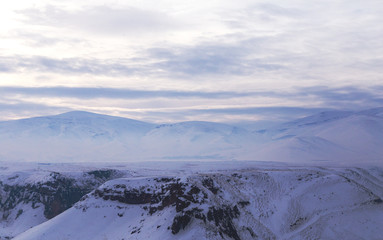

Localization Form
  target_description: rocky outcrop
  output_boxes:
[6,166,383,240]
[83,174,270,240]
[0,169,125,239]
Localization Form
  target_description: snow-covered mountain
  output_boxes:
[1,109,382,239]
[1,162,381,240]
[0,111,263,162]
[253,108,383,165]
[0,108,383,165]
[0,111,154,138]
[0,111,155,162]
[141,121,263,160]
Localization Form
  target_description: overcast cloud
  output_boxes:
[0,0,382,123]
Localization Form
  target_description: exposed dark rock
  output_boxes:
[16,209,23,219]
[207,206,241,240]
[92,178,205,218]
[0,170,120,220]
[87,169,118,180]
[78,175,245,239]
[43,173,91,219]
[202,177,219,194]
[231,173,242,179]
[154,177,176,183]
[290,217,307,230]
[190,208,206,223]
[238,201,250,207]
[246,227,257,238]
[171,214,192,234]
[94,188,155,205]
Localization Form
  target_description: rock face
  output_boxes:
[89,176,245,238]
[76,175,262,239]
[0,169,125,239]
[11,166,383,240]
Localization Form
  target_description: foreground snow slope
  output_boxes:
[6,163,383,240]
[1,161,276,239]
[0,163,129,239]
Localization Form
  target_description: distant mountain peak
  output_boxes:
[50,111,151,125]
[55,111,114,118]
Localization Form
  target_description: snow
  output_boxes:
[0,108,383,165]
[1,108,383,239]
[0,111,264,162]
[0,108,382,165]
[6,163,383,240]
[251,108,383,165]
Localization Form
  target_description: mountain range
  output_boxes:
[1,108,383,165]
[1,108,383,239]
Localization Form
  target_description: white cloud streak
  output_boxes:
[0,0,382,122]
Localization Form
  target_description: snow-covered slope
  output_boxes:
[141,121,263,160]
[9,164,383,240]
[1,108,383,164]
[0,111,263,162]
[0,111,154,138]
[253,108,383,165]
[0,163,129,239]
[0,111,155,162]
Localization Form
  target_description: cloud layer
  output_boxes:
[1,86,382,123]
[0,0,382,122]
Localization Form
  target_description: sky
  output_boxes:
[1,0,382,123]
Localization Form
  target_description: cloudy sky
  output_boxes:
[1,0,382,123]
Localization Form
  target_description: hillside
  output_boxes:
[0,111,262,162]
[0,108,383,165]
[1,162,380,240]
[253,108,383,165]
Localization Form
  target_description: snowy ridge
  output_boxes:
[6,164,383,240]
[0,108,383,164]
[253,108,383,165]
[0,111,263,162]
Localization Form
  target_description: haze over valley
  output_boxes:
[1,108,383,166]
